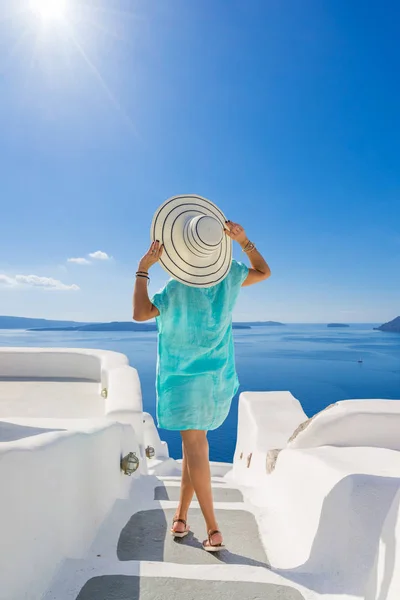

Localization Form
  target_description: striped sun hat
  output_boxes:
[151,194,232,288]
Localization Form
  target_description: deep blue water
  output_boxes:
[1,324,399,462]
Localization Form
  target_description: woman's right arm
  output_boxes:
[224,221,271,286]
[132,241,163,321]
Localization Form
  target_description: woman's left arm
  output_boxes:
[133,241,163,321]
[225,221,271,286]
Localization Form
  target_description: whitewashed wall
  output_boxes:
[105,364,144,451]
[288,400,400,451]
[232,391,307,484]
[0,347,128,388]
[230,392,400,596]
[248,446,400,574]
[0,347,145,450]
[142,412,169,458]
[233,393,400,484]
[365,488,400,600]
[0,422,140,600]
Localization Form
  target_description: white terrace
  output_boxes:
[0,347,399,600]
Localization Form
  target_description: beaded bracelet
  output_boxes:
[242,240,256,253]
[136,274,150,281]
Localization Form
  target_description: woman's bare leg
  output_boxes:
[181,430,223,545]
[172,443,195,534]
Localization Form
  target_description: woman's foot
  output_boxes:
[203,529,224,552]
[171,518,190,538]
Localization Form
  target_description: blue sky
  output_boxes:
[0,0,399,323]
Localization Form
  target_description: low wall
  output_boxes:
[243,445,400,597]
[232,391,307,484]
[0,347,144,449]
[0,423,139,600]
[0,347,128,386]
[233,394,400,483]
[230,392,400,596]
[256,447,400,570]
[288,399,400,451]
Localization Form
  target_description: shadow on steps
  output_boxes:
[117,507,270,568]
[76,575,305,600]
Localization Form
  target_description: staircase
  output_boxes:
[43,473,309,600]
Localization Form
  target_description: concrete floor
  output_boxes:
[0,379,104,423]
[154,485,244,503]
[76,575,305,600]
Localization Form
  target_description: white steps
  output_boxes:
[43,475,315,600]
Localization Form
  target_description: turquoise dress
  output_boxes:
[151,259,249,431]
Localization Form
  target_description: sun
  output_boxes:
[30,0,67,20]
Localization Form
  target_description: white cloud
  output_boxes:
[14,274,79,291]
[68,257,91,265]
[0,274,16,286]
[88,250,111,261]
[66,250,111,265]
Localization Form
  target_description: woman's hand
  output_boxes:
[224,220,271,287]
[138,241,164,272]
[134,241,163,322]
[224,221,248,246]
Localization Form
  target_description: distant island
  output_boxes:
[0,316,87,329]
[28,322,251,332]
[1,316,281,332]
[235,321,285,327]
[374,316,400,334]
[29,322,158,332]
[327,323,350,328]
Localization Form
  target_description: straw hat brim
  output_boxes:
[151,195,232,288]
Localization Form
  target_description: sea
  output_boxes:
[1,324,399,462]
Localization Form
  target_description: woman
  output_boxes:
[133,195,270,551]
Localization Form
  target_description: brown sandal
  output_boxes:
[171,518,190,538]
[203,529,224,552]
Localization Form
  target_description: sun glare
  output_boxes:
[30,0,67,20]
[21,0,136,132]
